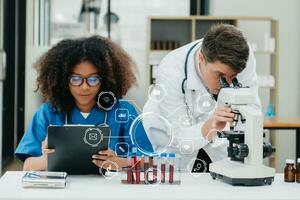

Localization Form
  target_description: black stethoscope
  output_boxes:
[181,42,200,95]
[181,42,204,122]
[181,42,219,122]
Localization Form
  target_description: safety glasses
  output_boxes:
[69,75,101,87]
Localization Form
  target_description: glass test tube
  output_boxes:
[126,152,132,183]
[144,155,149,183]
[136,151,141,184]
[169,153,175,184]
[153,155,158,183]
[161,153,167,183]
[148,156,154,183]
[131,148,137,184]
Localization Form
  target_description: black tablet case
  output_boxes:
[48,125,110,175]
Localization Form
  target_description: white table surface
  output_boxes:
[0,171,299,200]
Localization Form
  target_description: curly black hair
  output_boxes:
[35,35,137,113]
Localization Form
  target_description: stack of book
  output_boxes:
[22,171,68,188]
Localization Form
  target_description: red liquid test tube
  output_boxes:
[153,156,158,183]
[136,151,141,184]
[161,153,167,183]
[169,153,175,184]
[144,156,149,183]
[127,153,132,183]
[131,147,138,184]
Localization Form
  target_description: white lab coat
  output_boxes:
[143,39,261,171]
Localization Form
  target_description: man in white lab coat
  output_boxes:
[143,24,261,172]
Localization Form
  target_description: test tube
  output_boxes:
[153,155,158,183]
[169,153,175,184]
[148,156,154,183]
[132,147,137,183]
[126,152,132,184]
[161,153,167,183]
[136,151,141,184]
[144,155,149,183]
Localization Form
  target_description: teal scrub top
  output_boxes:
[15,100,153,161]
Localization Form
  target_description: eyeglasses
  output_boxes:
[69,75,101,87]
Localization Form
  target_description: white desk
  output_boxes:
[0,171,299,200]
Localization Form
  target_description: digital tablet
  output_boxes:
[47,125,110,175]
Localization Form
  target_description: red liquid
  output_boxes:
[131,155,138,184]
[161,164,166,183]
[153,165,157,183]
[136,161,140,184]
[131,171,135,184]
[127,167,132,183]
[144,163,149,182]
[169,165,174,183]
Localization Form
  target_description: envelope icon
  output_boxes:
[89,132,98,141]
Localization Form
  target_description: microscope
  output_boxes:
[209,77,275,186]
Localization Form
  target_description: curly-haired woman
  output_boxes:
[15,36,153,171]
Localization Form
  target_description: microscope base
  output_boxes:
[209,159,275,186]
[210,172,274,186]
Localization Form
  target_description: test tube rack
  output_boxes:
[121,180,181,185]
[121,153,181,185]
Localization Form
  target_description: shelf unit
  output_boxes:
[147,16,279,168]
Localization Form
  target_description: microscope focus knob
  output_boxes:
[263,142,276,158]
[236,144,249,159]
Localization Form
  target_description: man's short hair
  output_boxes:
[201,24,249,73]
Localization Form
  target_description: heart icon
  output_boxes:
[103,97,110,103]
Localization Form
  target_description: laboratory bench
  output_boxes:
[0,171,299,200]
[263,117,300,159]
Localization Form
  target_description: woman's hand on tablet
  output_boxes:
[42,137,55,155]
[92,149,131,171]
[41,137,55,169]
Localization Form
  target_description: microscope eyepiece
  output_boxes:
[220,77,230,88]
[232,78,242,88]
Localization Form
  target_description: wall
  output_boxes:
[0,81,2,174]
[210,0,300,171]
[25,1,47,130]
[110,0,190,110]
